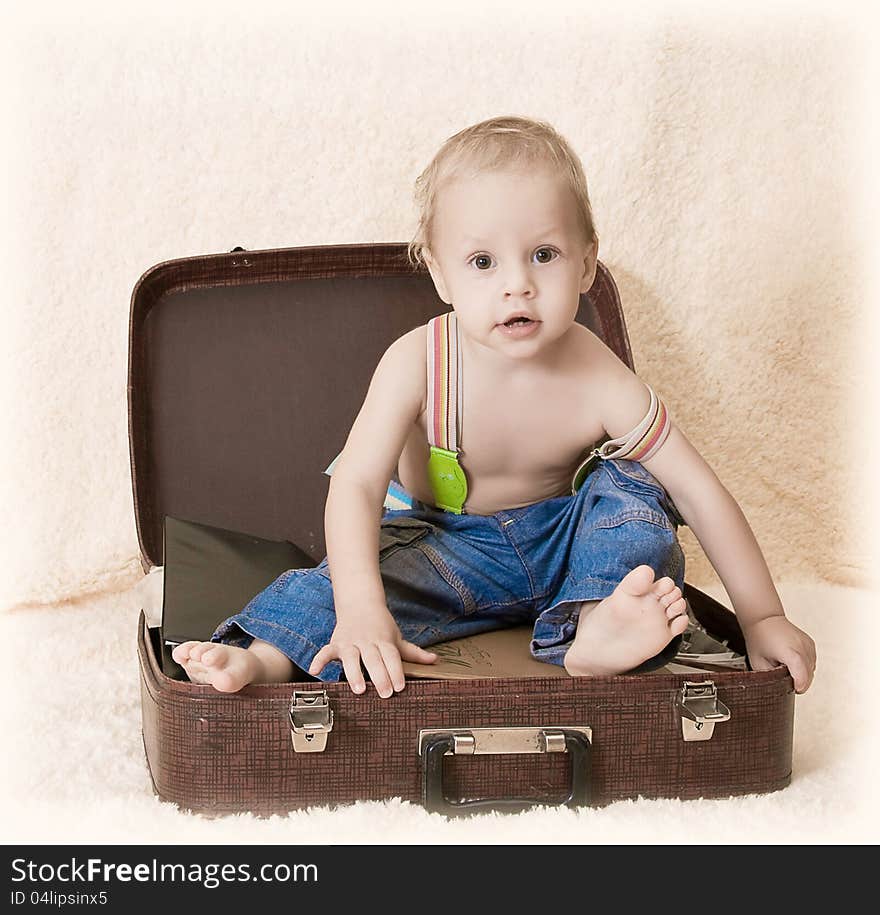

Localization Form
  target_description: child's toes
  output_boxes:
[172,640,200,663]
[618,564,657,596]
[669,613,689,636]
[665,596,688,619]
[654,576,677,597]
[187,642,214,663]
[199,645,225,668]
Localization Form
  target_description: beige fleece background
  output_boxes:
[1,0,877,612]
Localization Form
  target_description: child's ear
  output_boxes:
[423,249,452,305]
[579,240,598,294]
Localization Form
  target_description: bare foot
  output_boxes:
[564,565,689,676]
[172,638,294,692]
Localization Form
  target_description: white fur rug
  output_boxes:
[1,576,876,845]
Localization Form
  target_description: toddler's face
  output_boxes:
[423,165,596,360]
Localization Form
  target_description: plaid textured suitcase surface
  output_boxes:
[131,244,794,815]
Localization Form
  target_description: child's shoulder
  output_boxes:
[385,323,428,362]
[372,324,428,414]
[570,325,662,439]
[569,323,634,385]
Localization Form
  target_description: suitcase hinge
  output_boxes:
[289,690,334,753]
[677,681,731,742]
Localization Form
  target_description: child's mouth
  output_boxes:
[498,317,541,337]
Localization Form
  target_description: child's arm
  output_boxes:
[308,327,437,698]
[595,356,816,693]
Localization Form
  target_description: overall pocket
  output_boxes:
[315,518,433,582]
[607,458,665,494]
[606,459,686,528]
[377,518,433,560]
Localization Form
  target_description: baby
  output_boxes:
[174,115,816,697]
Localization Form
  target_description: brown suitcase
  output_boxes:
[131,243,794,816]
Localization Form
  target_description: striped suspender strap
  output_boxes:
[426,313,468,513]
[597,384,671,462]
[427,312,463,453]
[571,383,672,493]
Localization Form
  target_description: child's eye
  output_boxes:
[534,247,558,264]
[469,248,558,270]
[470,254,494,271]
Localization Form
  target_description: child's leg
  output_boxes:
[172,638,298,692]
[530,458,688,675]
[173,507,497,695]
[172,562,342,692]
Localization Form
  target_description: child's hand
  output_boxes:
[741,615,816,694]
[308,608,437,698]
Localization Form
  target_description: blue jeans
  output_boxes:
[212,458,686,680]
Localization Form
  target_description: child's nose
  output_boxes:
[502,263,536,298]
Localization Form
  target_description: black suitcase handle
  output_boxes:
[420,728,592,816]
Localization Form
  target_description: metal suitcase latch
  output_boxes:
[677,681,731,742]
[289,690,334,753]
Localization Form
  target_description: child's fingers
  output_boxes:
[806,636,817,668]
[781,649,812,694]
[307,645,333,677]
[746,651,775,673]
[378,643,407,693]
[399,641,437,665]
[339,649,367,695]
[360,645,393,699]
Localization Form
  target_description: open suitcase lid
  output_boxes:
[127,242,633,572]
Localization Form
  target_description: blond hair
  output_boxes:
[407,115,599,270]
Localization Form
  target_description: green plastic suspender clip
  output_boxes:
[570,449,602,494]
[427,445,468,514]
[426,312,468,514]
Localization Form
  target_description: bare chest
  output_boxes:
[399,363,605,514]
[461,378,593,476]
